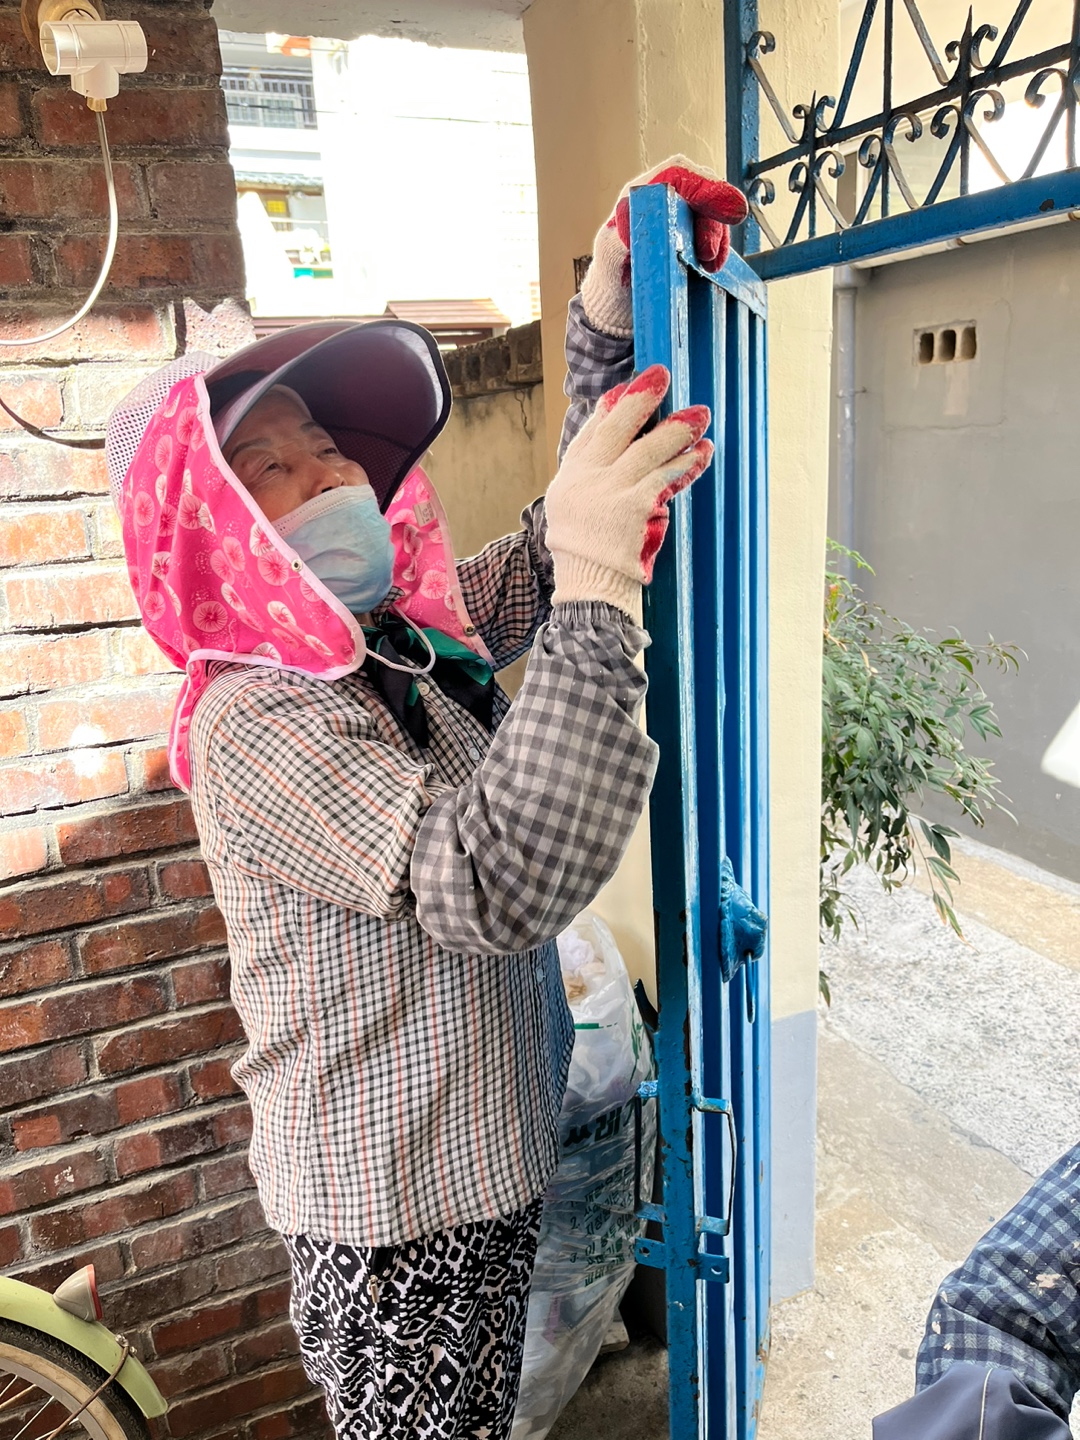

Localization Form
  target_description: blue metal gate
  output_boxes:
[628,184,770,1440]
[619,6,1080,1437]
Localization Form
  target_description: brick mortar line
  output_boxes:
[0,783,188,817]
[0,1040,244,1121]
[0,1097,248,1176]
[7,1140,251,1214]
[8,1230,282,1298]
[0,149,231,165]
[2,1037,242,1097]
[1,224,243,236]
[0,946,232,1009]
[0,976,225,1014]
[8,75,227,91]
[0,961,230,1019]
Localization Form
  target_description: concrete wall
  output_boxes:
[428,384,548,555]
[838,220,1080,882]
[426,322,549,559]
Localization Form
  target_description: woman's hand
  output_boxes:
[580,154,748,338]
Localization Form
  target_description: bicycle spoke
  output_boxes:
[0,1377,23,1406]
[0,1387,36,1416]
[11,1393,63,1440]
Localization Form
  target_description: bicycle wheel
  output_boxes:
[0,1321,149,1440]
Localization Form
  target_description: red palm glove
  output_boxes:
[580,155,748,338]
[545,364,713,615]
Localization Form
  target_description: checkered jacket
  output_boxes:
[188,300,651,1246]
[916,1142,1080,1421]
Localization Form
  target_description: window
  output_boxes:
[222,67,317,129]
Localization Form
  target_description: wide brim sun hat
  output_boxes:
[107,321,452,517]
[205,320,452,510]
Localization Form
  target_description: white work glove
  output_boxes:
[580,154,749,338]
[545,364,713,615]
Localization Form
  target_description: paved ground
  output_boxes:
[548,837,1080,1439]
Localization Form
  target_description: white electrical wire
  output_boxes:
[0,109,117,347]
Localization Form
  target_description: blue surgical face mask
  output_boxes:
[276,484,394,615]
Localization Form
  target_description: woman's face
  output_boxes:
[223,390,370,523]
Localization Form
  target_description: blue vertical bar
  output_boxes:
[722,36,770,1423]
[725,299,759,1432]
[748,308,772,1405]
[631,183,704,1440]
[724,0,760,255]
[689,268,733,1440]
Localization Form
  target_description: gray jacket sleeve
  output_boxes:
[410,601,657,954]
[915,1143,1080,1421]
[874,1363,1071,1439]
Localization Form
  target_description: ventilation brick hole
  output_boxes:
[915,322,977,365]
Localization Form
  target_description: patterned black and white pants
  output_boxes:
[283,1199,542,1440]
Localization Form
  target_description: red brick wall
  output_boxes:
[0,4,328,1437]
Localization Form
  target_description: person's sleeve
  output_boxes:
[454,296,635,668]
[455,497,553,671]
[915,1143,1080,1422]
[874,1364,1071,1439]
[201,678,442,920]
[410,600,658,954]
[559,291,635,461]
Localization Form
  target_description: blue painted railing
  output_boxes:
[629,184,771,1439]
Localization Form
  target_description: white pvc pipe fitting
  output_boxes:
[40,19,148,101]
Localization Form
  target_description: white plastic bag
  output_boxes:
[511,912,656,1440]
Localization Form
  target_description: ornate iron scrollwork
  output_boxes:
[742,0,1080,274]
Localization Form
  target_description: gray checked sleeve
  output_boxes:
[916,1143,1080,1421]
[456,498,553,671]
[559,293,635,461]
[411,601,658,954]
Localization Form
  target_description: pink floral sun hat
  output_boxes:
[108,328,491,791]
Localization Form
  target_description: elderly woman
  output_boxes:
[109,158,745,1440]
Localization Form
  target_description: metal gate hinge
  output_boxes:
[634,1238,730,1284]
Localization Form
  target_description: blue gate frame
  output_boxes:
[629,184,770,1440]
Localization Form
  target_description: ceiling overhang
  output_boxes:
[211,0,530,51]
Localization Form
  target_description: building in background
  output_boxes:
[218,29,540,326]
[827,0,1080,883]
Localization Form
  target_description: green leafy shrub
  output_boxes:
[820,543,1020,1000]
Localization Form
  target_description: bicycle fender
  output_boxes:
[0,1275,168,1418]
